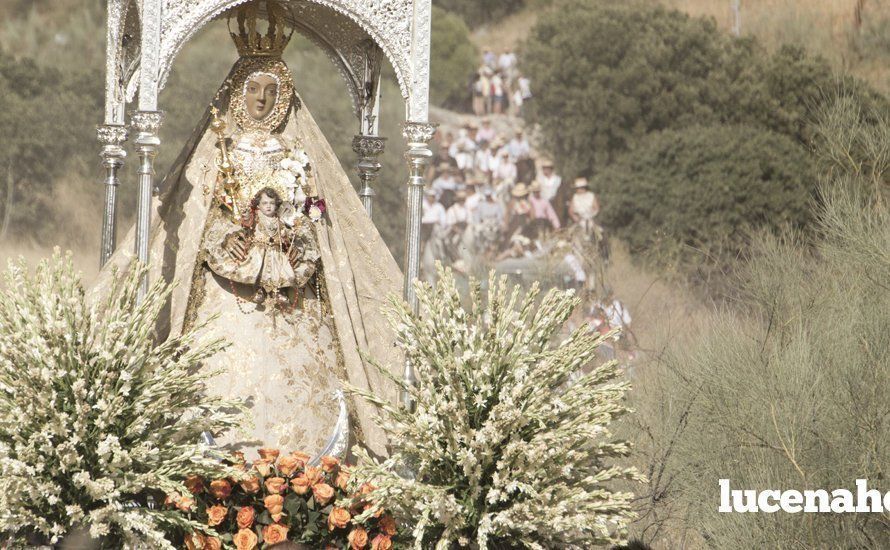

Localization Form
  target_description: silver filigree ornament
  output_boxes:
[351,135,387,158]
[401,121,437,145]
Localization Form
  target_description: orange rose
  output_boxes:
[312,482,335,506]
[277,455,302,477]
[264,494,285,522]
[175,495,195,512]
[258,448,281,462]
[290,451,311,468]
[335,467,351,491]
[264,476,287,494]
[327,506,351,531]
[378,514,397,536]
[204,537,222,550]
[324,546,339,550]
[233,528,258,550]
[262,523,289,545]
[184,531,204,550]
[209,479,232,500]
[304,466,324,485]
[359,483,376,496]
[240,475,261,494]
[253,459,273,478]
[184,474,204,494]
[371,534,393,550]
[236,506,256,529]
[348,526,369,549]
[320,455,340,473]
[206,504,228,527]
[290,474,311,495]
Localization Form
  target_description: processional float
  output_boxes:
[96,0,435,398]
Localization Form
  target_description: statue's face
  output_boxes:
[244,74,279,121]
[258,193,278,216]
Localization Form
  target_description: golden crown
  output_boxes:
[229,0,294,58]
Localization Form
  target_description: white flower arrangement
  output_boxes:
[0,251,246,548]
[280,148,311,205]
[348,264,643,549]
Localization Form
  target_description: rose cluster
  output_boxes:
[168,449,397,550]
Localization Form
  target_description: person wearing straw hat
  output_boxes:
[463,177,483,218]
[529,180,561,232]
[421,188,448,282]
[445,187,471,263]
[569,177,601,236]
[505,182,533,240]
[492,147,517,188]
[449,127,477,172]
[535,159,562,203]
[476,117,496,147]
[471,186,505,257]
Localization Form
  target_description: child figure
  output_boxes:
[208,187,320,306]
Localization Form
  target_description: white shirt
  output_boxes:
[571,192,598,219]
[432,175,459,195]
[537,173,562,202]
[494,159,517,184]
[475,148,496,174]
[518,77,532,99]
[507,138,531,161]
[446,203,469,227]
[464,193,482,217]
[498,52,517,71]
[422,200,447,227]
[449,136,477,171]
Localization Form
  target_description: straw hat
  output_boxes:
[573,177,590,190]
[541,159,554,168]
[511,183,530,198]
[529,181,541,193]
[455,188,468,199]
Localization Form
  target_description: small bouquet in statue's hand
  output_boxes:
[303,197,326,223]
[167,449,398,549]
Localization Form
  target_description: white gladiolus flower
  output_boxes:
[348,264,641,548]
[0,252,245,547]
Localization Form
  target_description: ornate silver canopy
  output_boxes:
[100,0,434,405]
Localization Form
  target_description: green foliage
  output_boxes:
[0,51,102,241]
[0,252,245,547]
[433,0,526,28]
[631,188,890,548]
[521,0,873,178]
[350,265,641,548]
[595,124,817,280]
[628,96,890,549]
[430,6,478,110]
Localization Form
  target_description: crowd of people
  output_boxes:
[471,47,533,117]
[420,48,636,359]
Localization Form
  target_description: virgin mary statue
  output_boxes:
[92,2,401,459]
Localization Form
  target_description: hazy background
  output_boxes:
[0,1,888,547]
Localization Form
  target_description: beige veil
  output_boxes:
[92,60,402,456]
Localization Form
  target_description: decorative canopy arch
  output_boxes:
[106,0,428,123]
[98,0,437,403]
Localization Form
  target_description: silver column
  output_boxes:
[352,135,387,218]
[130,110,164,298]
[401,121,436,409]
[97,124,128,267]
